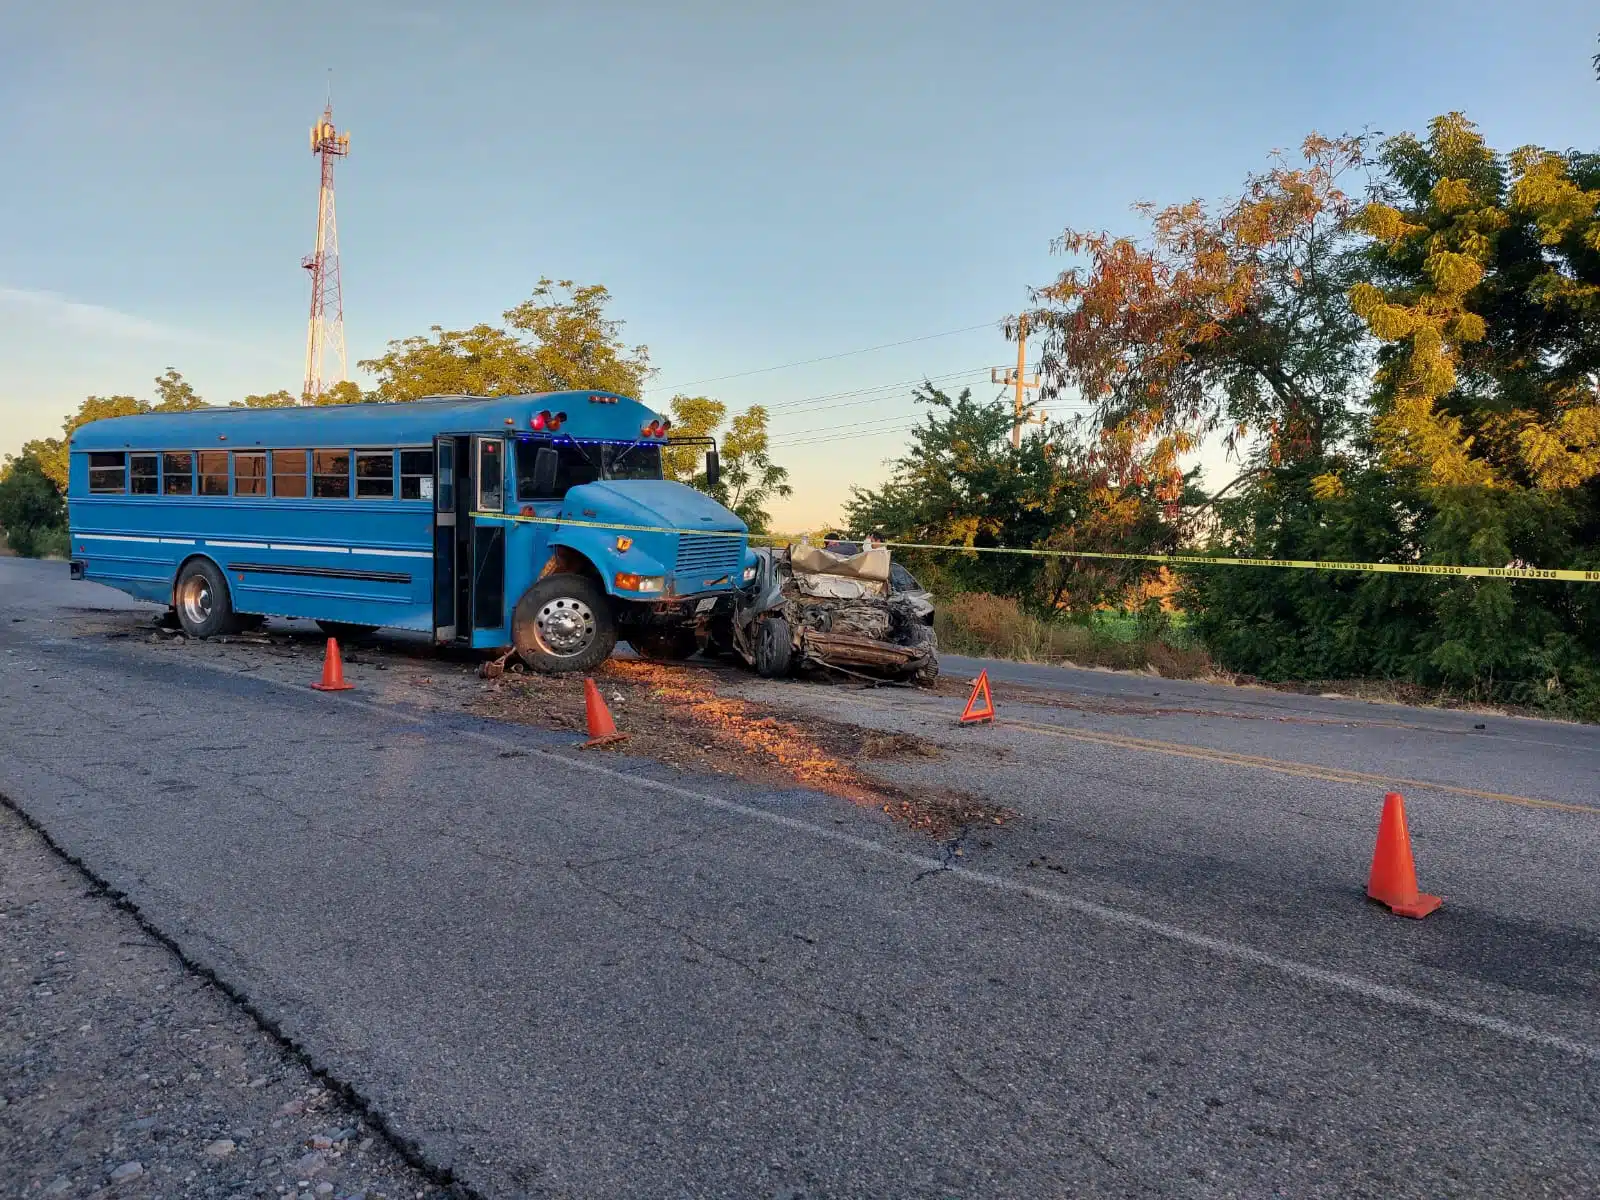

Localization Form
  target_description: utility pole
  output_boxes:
[992,313,1042,448]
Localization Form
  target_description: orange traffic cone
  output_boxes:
[960,670,995,724]
[1366,792,1442,918]
[310,637,355,692]
[580,678,629,748]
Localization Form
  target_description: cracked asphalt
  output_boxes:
[2,556,1597,1198]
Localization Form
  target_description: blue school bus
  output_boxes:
[66,391,755,671]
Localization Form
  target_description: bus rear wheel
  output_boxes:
[173,559,240,639]
[512,575,618,673]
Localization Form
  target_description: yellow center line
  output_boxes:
[843,693,1599,816]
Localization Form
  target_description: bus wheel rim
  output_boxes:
[534,598,596,657]
[179,577,212,626]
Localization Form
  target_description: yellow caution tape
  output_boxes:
[471,511,1600,584]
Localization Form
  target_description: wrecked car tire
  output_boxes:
[629,629,700,662]
[753,615,793,678]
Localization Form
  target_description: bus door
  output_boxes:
[467,436,508,640]
[431,435,461,643]
[433,434,508,644]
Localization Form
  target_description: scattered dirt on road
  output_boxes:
[0,801,448,1200]
[470,658,1010,838]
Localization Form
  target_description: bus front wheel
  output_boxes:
[512,575,618,673]
[173,559,240,639]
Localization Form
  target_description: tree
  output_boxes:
[315,380,366,406]
[844,385,1182,612]
[0,450,67,557]
[152,368,205,411]
[232,390,299,409]
[359,278,652,402]
[1352,113,1600,490]
[1025,134,1373,495]
[661,395,792,534]
[1182,114,1600,718]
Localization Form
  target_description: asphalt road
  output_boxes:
[2,556,1597,1198]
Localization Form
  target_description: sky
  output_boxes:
[2,0,1596,531]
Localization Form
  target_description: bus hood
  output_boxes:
[563,480,746,535]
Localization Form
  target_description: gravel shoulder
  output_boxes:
[0,801,447,1200]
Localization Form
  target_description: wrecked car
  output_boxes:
[722,543,938,685]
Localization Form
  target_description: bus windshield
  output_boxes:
[515,438,663,501]
[602,442,662,481]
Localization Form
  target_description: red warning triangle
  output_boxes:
[960,669,995,724]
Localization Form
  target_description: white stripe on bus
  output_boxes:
[76,534,162,544]
[205,540,269,549]
[268,543,350,554]
[159,538,196,545]
[362,548,432,559]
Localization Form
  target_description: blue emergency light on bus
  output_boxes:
[65,391,755,671]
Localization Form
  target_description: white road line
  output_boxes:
[436,718,1600,1064]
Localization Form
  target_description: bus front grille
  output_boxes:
[675,534,743,582]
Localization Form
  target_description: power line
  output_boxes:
[653,320,1002,392]
[769,401,1098,450]
[761,366,991,415]
[764,370,993,423]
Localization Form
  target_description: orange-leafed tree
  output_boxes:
[1022,134,1373,502]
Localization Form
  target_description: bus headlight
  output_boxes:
[741,564,757,583]
[615,572,665,593]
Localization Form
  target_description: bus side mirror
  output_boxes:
[532,447,559,497]
[705,448,721,491]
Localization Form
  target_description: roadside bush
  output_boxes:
[935,592,1213,678]
[0,451,67,559]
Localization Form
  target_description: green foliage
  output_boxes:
[662,396,792,533]
[1184,461,1600,719]
[0,450,67,557]
[359,278,652,402]
[152,368,205,411]
[845,385,1180,613]
[232,390,299,409]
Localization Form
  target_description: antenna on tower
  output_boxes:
[302,94,350,404]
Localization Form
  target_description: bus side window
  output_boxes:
[477,440,503,511]
[400,449,433,500]
[88,452,127,494]
[355,450,395,498]
[198,451,230,496]
[163,452,194,496]
[234,452,267,496]
[272,450,308,498]
[313,450,351,499]
[130,454,159,494]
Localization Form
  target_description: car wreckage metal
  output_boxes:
[725,544,938,685]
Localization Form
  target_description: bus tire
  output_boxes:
[512,575,617,673]
[173,558,240,639]
[629,628,699,662]
[753,615,792,678]
[316,620,379,640]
